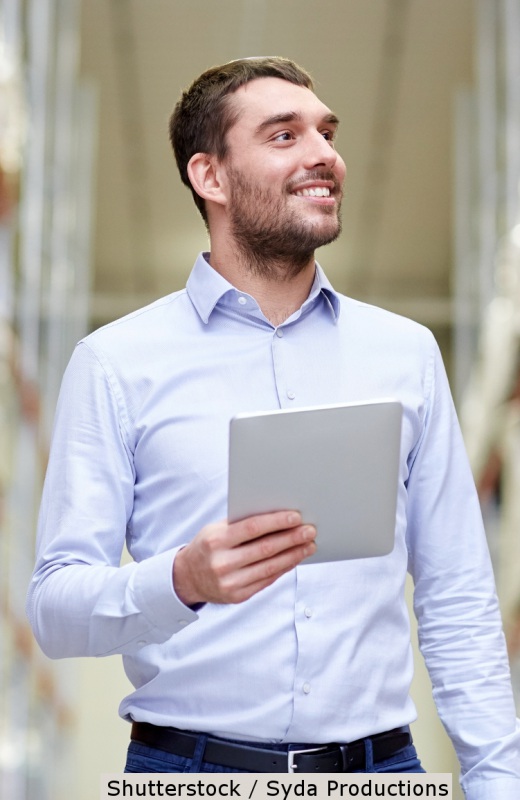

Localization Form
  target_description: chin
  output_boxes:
[305,219,342,247]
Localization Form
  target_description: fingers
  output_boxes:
[227,510,305,547]
[222,538,317,603]
[224,523,316,572]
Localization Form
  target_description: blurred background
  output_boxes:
[1,1,520,798]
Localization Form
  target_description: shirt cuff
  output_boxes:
[132,547,200,637]
[462,778,520,800]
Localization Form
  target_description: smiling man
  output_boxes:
[27,58,519,794]
[192,78,345,285]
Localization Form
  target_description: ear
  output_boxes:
[187,153,227,208]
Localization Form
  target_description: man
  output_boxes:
[27,58,519,792]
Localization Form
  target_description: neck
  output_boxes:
[208,239,316,326]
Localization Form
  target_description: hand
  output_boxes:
[173,511,316,606]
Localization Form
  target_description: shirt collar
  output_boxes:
[186,251,341,325]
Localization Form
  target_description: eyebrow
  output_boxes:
[254,111,340,136]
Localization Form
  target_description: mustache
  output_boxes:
[285,170,342,193]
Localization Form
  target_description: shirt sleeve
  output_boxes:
[406,339,520,798]
[26,342,199,660]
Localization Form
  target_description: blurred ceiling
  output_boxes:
[79,0,474,339]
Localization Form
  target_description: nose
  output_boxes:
[303,129,341,171]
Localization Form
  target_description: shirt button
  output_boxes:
[177,619,189,627]
[237,296,247,305]
[287,391,295,400]
[276,328,284,338]
[303,682,311,694]
[304,607,313,618]
[137,640,147,647]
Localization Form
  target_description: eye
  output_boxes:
[321,130,336,143]
[272,131,294,142]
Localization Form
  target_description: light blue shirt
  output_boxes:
[27,253,519,798]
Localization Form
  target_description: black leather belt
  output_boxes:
[131,722,411,773]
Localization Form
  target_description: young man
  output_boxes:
[27,58,519,793]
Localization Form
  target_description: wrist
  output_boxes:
[172,546,203,607]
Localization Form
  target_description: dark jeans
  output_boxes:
[125,730,425,774]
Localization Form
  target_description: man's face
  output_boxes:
[220,77,346,271]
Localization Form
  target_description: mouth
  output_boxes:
[289,173,341,206]
[291,183,340,209]
[294,186,331,198]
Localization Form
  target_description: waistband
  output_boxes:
[130,722,412,773]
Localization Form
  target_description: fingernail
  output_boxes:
[287,512,302,525]
[302,525,316,540]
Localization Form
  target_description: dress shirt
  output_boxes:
[27,252,520,798]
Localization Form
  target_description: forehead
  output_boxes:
[229,77,333,130]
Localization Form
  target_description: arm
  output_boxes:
[26,342,191,658]
[27,343,315,659]
[406,340,520,799]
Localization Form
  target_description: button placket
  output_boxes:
[271,326,297,406]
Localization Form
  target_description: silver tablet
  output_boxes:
[228,399,402,564]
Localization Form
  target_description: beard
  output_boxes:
[227,166,343,281]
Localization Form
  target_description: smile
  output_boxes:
[294,187,331,197]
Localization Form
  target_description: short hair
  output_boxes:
[169,57,314,223]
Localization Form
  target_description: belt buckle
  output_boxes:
[287,745,329,773]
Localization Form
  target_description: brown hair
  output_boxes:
[169,57,314,223]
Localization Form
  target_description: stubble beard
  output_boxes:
[228,167,343,282]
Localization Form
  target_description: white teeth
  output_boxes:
[295,187,331,197]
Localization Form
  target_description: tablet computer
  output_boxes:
[228,399,402,564]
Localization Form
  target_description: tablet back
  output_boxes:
[228,400,402,564]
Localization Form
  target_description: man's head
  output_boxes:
[170,58,346,277]
[169,57,314,224]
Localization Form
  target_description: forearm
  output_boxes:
[415,567,520,787]
[27,548,198,658]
